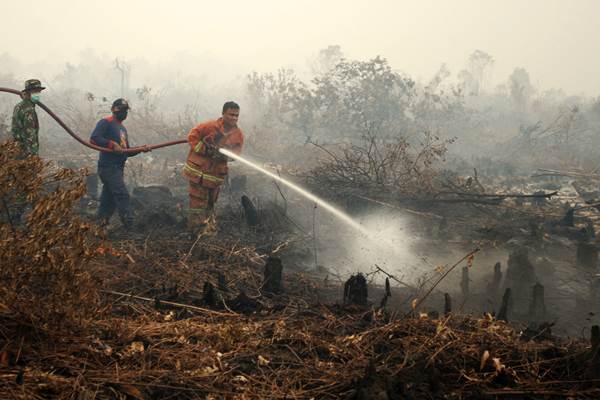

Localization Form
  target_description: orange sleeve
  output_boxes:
[188,122,210,153]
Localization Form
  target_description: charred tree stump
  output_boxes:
[576,240,598,269]
[344,273,368,306]
[560,208,575,227]
[504,248,536,312]
[461,266,470,299]
[491,262,502,298]
[379,277,391,309]
[263,256,283,294]
[528,283,546,323]
[497,288,512,322]
[202,281,217,307]
[241,195,259,227]
[217,271,228,292]
[228,290,261,313]
[444,293,452,316]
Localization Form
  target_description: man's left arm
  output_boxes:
[226,132,244,155]
[126,134,151,157]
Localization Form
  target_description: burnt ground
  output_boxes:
[1,160,600,399]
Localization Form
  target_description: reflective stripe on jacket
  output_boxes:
[183,117,244,188]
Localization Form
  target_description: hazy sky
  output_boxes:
[2,0,600,94]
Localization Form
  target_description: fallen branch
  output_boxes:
[102,290,238,317]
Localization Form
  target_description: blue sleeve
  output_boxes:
[90,119,110,147]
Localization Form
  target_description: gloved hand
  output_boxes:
[214,151,228,162]
[202,140,218,157]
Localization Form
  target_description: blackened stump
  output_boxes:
[263,256,283,294]
[444,293,452,315]
[344,273,368,306]
[498,288,512,322]
[202,281,217,307]
[528,283,546,322]
[241,195,259,227]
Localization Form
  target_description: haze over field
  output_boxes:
[2,0,600,94]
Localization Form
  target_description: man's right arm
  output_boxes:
[90,119,116,149]
[188,123,211,154]
[11,104,23,138]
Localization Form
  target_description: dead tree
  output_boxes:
[344,273,368,306]
[497,288,512,322]
[263,256,283,294]
[528,283,546,323]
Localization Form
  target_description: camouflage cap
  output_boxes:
[111,98,130,110]
[23,79,45,92]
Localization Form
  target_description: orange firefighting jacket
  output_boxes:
[183,117,244,188]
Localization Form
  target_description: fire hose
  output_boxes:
[0,87,187,154]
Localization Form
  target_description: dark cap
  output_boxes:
[111,98,130,110]
[23,79,45,92]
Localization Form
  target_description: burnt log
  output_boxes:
[241,195,259,227]
[263,256,283,294]
[344,273,368,306]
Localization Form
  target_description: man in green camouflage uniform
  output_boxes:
[8,79,46,223]
[11,79,45,157]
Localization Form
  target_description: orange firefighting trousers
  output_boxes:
[188,182,220,229]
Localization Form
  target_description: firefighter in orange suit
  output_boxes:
[183,101,244,232]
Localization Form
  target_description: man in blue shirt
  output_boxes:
[90,98,149,231]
